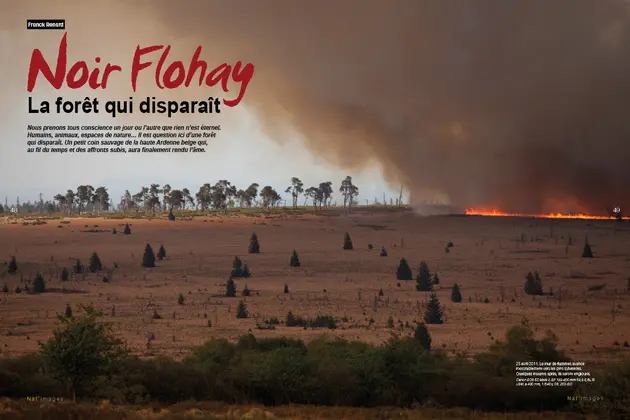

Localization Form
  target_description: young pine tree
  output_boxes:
[61,267,69,281]
[141,244,156,268]
[242,285,251,297]
[226,276,237,297]
[2,283,8,293]
[524,271,543,295]
[7,256,18,274]
[343,232,353,250]
[290,250,301,267]
[157,245,166,261]
[89,252,102,273]
[582,241,593,258]
[33,272,46,293]
[414,322,432,351]
[380,247,388,257]
[248,233,260,254]
[236,301,249,319]
[177,293,185,305]
[396,257,412,280]
[416,261,432,291]
[424,293,444,324]
[74,259,83,274]
[451,283,462,303]
[284,283,289,294]
[242,264,251,278]
[231,256,243,277]
[64,304,73,318]
[123,223,131,235]
[432,273,440,285]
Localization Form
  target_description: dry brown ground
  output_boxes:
[1,211,629,364]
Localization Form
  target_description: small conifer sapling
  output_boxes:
[89,252,102,273]
[432,273,440,285]
[8,256,18,274]
[33,272,46,293]
[157,245,166,261]
[343,232,353,250]
[582,241,593,258]
[290,250,301,267]
[141,244,156,268]
[396,257,412,280]
[74,259,83,274]
[236,301,249,319]
[451,283,462,303]
[248,233,260,254]
[414,323,432,351]
[424,293,444,324]
[524,271,543,295]
[226,276,237,297]
[416,261,432,291]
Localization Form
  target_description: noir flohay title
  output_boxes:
[26,32,254,107]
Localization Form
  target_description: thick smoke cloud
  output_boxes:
[7,1,630,214]
[148,0,630,214]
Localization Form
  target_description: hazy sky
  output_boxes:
[3,1,630,214]
[0,2,400,206]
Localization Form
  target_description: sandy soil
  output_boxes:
[1,211,629,363]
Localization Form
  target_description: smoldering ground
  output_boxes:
[5,1,630,214]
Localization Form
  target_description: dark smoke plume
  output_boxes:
[8,1,630,214]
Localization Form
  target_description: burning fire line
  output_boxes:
[464,208,630,220]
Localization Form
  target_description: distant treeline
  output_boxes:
[1,176,395,215]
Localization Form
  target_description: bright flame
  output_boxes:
[465,208,629,220]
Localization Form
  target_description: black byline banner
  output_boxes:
[27,19,66,30]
